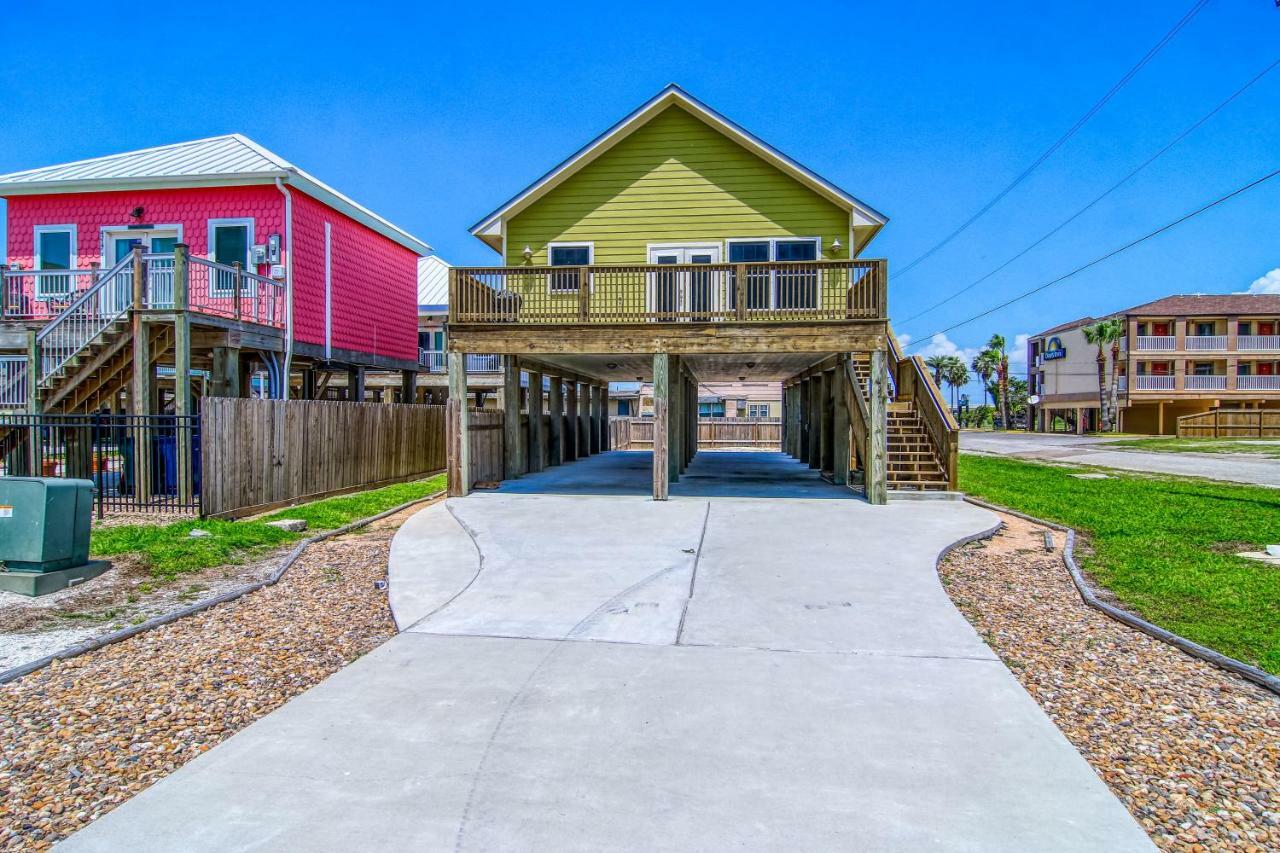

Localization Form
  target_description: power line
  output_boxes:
[903,166,1280,351]
[894,0,1213,280]
[897,54,1280,330]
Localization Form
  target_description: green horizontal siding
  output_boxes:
[505,105,850,266]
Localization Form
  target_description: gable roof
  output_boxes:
[0,134,431,254]
[1121,293,1280,316]
[417,255,451,308]
[469,84,888,253]
[1034,315,1105,338]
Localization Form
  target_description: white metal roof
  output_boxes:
[470,84,888,254]
[418,255,451,307]
[0,134,431,255]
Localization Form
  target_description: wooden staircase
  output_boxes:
[886,401,950,491]
[39,323,173,414]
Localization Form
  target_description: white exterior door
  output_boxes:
[646,244,722,319]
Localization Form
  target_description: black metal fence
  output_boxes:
[0,414,200,517]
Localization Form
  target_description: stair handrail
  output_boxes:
[35,253,135,383]
[844,358,871,474]
[901,353,959,489]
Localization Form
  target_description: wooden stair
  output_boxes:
[40,323,173,414]
[886,402,950,491]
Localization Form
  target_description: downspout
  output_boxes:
[274,177,294,401]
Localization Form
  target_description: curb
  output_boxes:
[961,496,1280,697]
[0,491,447,686]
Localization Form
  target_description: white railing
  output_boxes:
[1134,375,1175,391]
[1238,335,1280,351]
[1135,336,1176,351]
[1237,375,1280,391]
[417,350,501,373]
[1186,335,1227,351]
[35,254,135,383]
[167,256,286,328]
[1185,375,1227,391]
[0,356,28,408]
[1,267,104,320]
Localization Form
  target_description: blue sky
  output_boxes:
[3,0,1278,394]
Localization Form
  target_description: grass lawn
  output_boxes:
[959,454,1280,674]
[1106,436,1280,459]
[91,474,447,581]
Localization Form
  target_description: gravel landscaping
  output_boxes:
[0,504,424,850]
[941,512,1280,852]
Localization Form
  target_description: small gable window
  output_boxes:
[548,243,592,292]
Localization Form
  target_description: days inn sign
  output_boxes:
[1042,336,1067,361]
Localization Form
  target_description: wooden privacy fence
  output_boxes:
[468,410,504,484]
[1177,409,1280,438]
[202,398,446,517]
[611,417,781,450]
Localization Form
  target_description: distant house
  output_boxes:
[414,256,500,403]
[0,134,430,414]
[1029,293,1280,434]
[611,381,780,418]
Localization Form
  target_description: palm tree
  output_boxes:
[945,360,970,413]
[986,334,1009,429]
[925,354,949,388]
[1082,320,1118,431]
[1105,318,1126,432]
[971,350,998,409]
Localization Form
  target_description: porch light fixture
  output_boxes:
[831,238,842,252]
[745,362,756,369]
[522,245,533,260]
[606,362,618,370]
[129,206,145,221]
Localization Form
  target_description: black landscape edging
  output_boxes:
[0,490,447,685]
[962,496,1280,697]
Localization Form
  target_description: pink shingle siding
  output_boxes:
[4,186,418,363]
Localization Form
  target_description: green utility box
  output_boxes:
[0,478,109,596]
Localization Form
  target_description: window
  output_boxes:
[1193,362,1214,376]
[1238,321,1252,336]
[748,403,770,418]
[1237,362,1252,376]
[208,218,254,295]
[1194,322,1215,337]
[548,243,592,292]
[726,237,821,310]
[616,399,632,416]
[34,225,76,299]
[699,401,725,417]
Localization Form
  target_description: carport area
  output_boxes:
[61,476,1151,852]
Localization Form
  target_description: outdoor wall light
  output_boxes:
[831,238,842,252]
[745,361,756,369]
[606,362,618,370]
[522,245,533,260]
[130,206,145,221]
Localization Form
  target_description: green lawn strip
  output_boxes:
[91,473,447,582]
[958,454,1280,674]
[1104,437,1280,458]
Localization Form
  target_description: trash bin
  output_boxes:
[0,477,109,596]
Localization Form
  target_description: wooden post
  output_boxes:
[173,246,193,504]
[577,381,591,458]
[653,352,669,501]
[348,366,365,402]
[527,370,545,473]
[233,261,243,322]
[669,356,682,483]
[547,377,564,466]
[598,384,610,451]
[129,246,152,503]
[867,349,888,504]
[577,267,590,321]
[808,376,822,469]
[833,357,851,485]
[735,264,747,320]
[301,368,317,400]
[819,369,833,473]
[210,347,242,398]
[447,351,470,496]
[502,355,522,479]
[400,370,416,404]
[565,381,579,461]
[798,378,810,462]
[588,384,602,454]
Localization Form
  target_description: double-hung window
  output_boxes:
[208,219,254,296]
[34,225,77,300]
[726,237,820,310]
[548,243,592,293]
[748,403,770,418]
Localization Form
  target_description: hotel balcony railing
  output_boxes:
[1134,336,1176,351]
[418,349,501,373]
[1238,335,1280,351]
[1185,375,1228,391]
[1237,375,1280,391]
[448,259,887,325]
[1133,375,1175,391]
[1186,335,1227,351]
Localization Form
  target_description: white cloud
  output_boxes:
[914,332,979,363]
[1245,268,1280,294]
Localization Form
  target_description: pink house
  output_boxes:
[0,134,431,413]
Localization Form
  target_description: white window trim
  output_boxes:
[547,241,594,294]
[33,224,78,299]
[207,217,256,296]
[724,237,822,310]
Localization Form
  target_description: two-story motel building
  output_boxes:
[1028,294,1280,434]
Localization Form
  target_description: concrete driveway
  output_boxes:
[963,430,1280,488]
[61,452,1152,852]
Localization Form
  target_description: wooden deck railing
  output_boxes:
[449,259,886,324]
